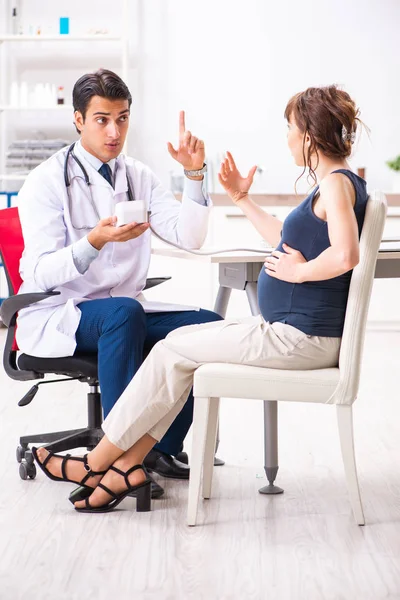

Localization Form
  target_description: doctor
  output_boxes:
[16,69,222,494]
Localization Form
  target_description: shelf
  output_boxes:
[0,2,129,188]
[0,105,73,111]
[0,174,28,181]
[0,35,122,42]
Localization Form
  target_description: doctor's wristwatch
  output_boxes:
[183,163,207,177]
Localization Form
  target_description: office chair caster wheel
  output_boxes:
[24,450,34,465]
[16,445,26,463]
[19,461,36,480]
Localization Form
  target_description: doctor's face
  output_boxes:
[74,96,130,163]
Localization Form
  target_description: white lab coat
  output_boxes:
[16,144,211,358]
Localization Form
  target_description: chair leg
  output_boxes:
[187,396,210,527]
[259,400,284,495]
[42,428,103,454]
[202,398,220,499]
[20,428,87,447]
[336,404,365,526]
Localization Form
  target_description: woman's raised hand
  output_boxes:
[218,152,257,205]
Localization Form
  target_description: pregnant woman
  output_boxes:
[33,84,369,513]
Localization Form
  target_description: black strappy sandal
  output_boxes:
[31,447,106,489]
[68,466,163,504]
[74,464,151,514]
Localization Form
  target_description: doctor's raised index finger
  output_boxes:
[179,111,186,137]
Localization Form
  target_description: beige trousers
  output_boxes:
[102,316,342,451]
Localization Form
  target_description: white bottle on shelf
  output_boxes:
[19,82,28,107]
[34,83,42,107]
[10,82,19,107]
[51,84,57,105]
[11,7,18,35]
[44,83,53,106]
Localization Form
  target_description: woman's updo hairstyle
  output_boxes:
[284,85,363,188]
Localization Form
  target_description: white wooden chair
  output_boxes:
[188,191,387,526]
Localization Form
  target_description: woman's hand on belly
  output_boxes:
[265,243,307,283]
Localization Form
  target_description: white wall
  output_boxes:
[1,0,400,192]
[126,0,400,325]
[133,0,400,194]
[132,0,400,325]
[1,0,400,322]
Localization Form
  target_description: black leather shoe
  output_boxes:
[176,450,225,467]
[175,451,189,465]
[144,449,190,480]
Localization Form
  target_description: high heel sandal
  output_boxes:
[68,466,163,504]
[74,464,151,514]
[31,447,106,489]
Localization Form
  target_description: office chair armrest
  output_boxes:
[0,280,168,326]
[1,280,169,325]
[1,291,60,328]
[144,276,171,290]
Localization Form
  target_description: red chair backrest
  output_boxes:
[0,207,24,296]
[0,208,24,351]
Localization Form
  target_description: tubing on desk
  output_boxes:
[148,211,272,256]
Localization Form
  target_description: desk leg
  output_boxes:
[212,285,230,466]
[244,281,260,316]
[244,279,283,494]
[213,285,231,318]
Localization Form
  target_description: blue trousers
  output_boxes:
[75,298,222,455]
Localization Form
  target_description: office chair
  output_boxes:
[0,206,170,481]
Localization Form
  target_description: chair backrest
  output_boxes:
[0,207,24,296]
[331,191,387,405]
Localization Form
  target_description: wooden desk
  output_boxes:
[177,193,400,207]
[152,243,400,314]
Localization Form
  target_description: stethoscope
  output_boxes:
[63,141,270,256]
[64,141,135,230]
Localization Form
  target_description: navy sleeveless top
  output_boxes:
[257,170,368,337]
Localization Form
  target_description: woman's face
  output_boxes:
[286,113,310,166]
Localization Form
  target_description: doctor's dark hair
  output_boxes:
[284,85,365,190]
[72,68,132,133]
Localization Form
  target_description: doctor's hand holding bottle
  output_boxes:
[88,217,150,251]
